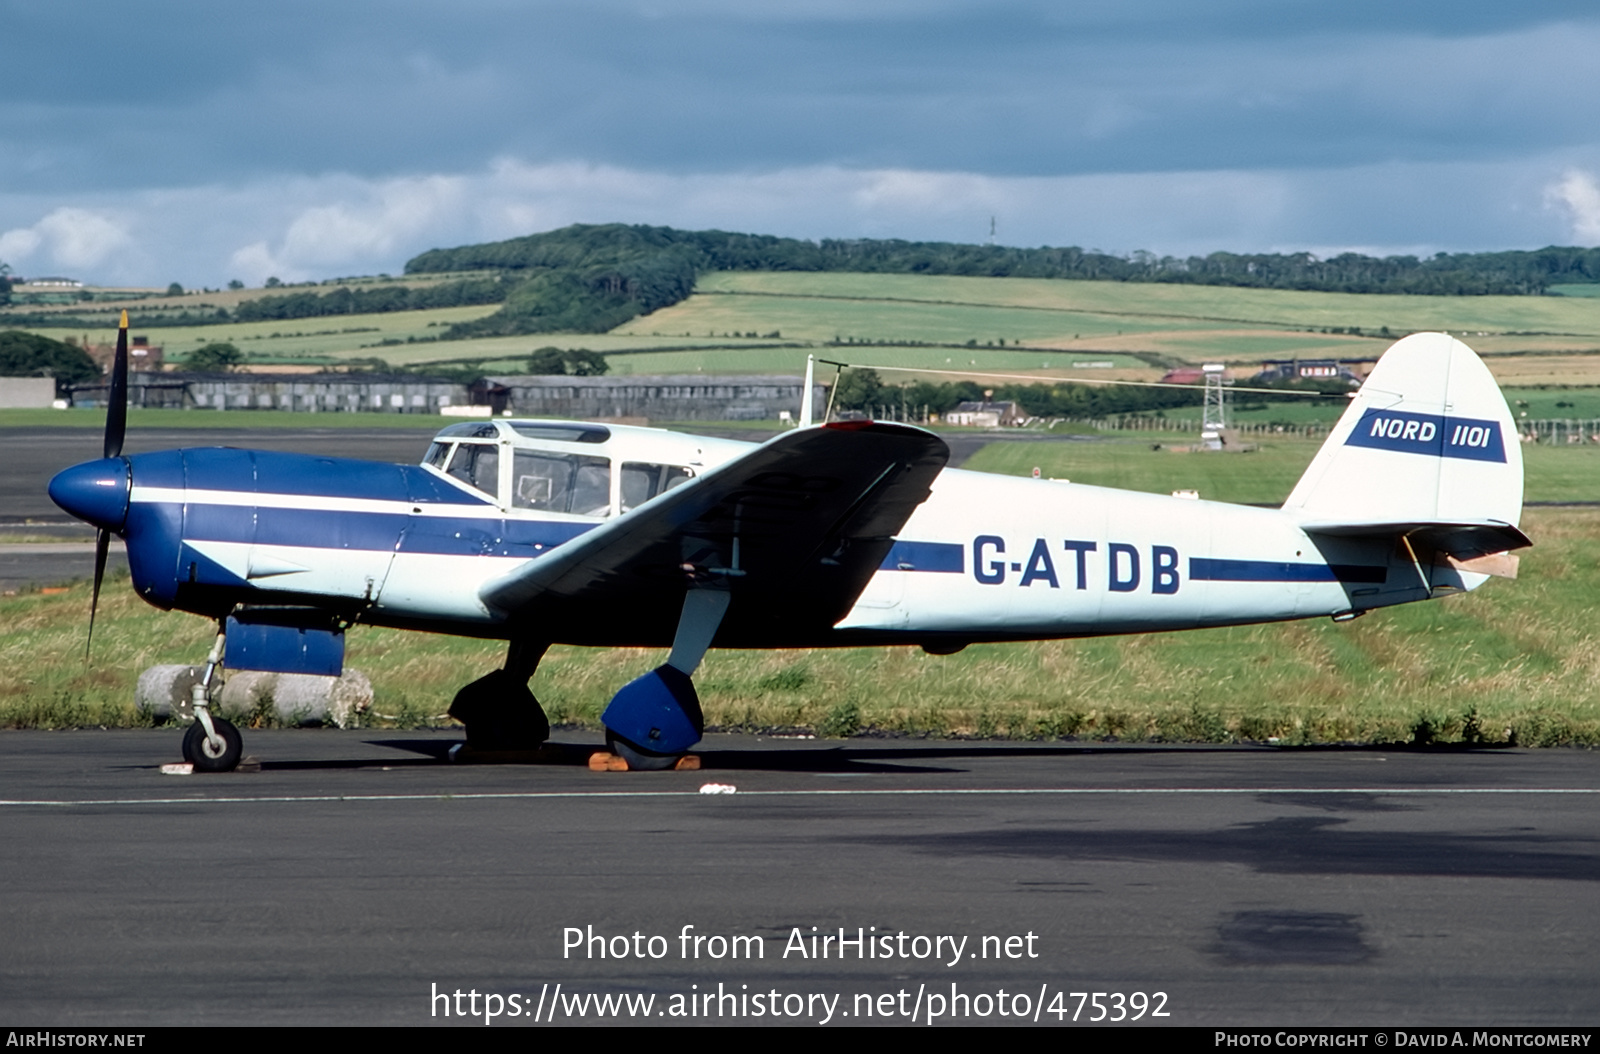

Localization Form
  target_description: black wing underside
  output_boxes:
[478,422,949,647]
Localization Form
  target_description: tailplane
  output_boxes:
[1282,332,1528,572]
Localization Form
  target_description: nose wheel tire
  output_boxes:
[182,717,242,772]
[605,729,683,771]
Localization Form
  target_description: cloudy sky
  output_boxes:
[4,1,1600,287]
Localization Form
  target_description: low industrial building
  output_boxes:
[472,374,821,421]
[1252,359,1364,385]
[68,373,465,413]
[944,400,1024,427]
[85,336,165,373]
[65,372,822,423]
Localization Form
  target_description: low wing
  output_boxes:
[479,422,949,646]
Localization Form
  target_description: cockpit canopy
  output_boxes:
[422,419,741,519]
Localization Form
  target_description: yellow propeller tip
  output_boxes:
[119,310,129,328]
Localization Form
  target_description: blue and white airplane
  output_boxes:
[49,319,1528,770]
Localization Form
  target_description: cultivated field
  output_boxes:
[15,270,1599,385]
[626,271,1600,360]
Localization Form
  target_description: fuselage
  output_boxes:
[48,418,1473,648]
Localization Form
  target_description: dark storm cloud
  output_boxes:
[5,1,1600,189]
[4,2,1600,282]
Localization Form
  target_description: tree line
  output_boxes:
[0,330,98,393]
[231,277,507,322]
[0,276,509,330]
[402,224,1600,338]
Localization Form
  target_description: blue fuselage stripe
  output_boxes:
[1189,558,1386,584]
[880,540,966,573]
[169,502,595,558]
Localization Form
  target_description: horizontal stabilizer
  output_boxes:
[1298,519,1531,558]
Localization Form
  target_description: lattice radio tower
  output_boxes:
[1200,363,1228,450]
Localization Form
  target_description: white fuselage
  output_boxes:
[147,420,1468,642]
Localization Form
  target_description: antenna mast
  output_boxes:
[1200,363,1228,451]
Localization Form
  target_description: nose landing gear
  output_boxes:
[180,628,243,773]
[448,639,553,757]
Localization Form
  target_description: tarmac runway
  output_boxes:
[0,425,443,524]
[0,729,1595,1027]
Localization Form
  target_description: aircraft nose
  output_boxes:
[49,458,131,533]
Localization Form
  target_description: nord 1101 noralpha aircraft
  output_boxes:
[49,318,1527,771]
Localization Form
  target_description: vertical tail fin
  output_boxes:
[1283,332,1524,538]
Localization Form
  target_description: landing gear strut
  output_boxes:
[448,639,551,752]
[181,627,242,772]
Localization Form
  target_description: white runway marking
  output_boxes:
[2,786,1598,808]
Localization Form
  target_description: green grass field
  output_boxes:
[605,345,1145,376]
[15,307,804,371]
[690,271,1600,336]
[626,272,1600,360]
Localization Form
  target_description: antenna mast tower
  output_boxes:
[1200,363,1228,451]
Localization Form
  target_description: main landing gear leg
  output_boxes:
[181,626,242,772]
[602,590,729,771]
[448,638,551,753]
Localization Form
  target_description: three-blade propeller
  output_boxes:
[86,311,129,661]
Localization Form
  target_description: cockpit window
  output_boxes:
[571,459,611,516]
[446,442,499,498]
[620,462,694,510]
[424,442,452,469]
[513,451,612,516]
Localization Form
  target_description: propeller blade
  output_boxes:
[85,527,111,662]
[104,310,129,459]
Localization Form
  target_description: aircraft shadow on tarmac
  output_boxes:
[855,812,1600,883]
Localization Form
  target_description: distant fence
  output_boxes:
[854,409,1332,438]
[1092,417,1600,444]
[1520,419,1600,445]
[1065,417,1329,438]
[942,414,1600,445]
